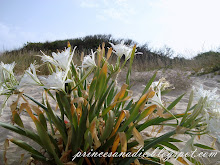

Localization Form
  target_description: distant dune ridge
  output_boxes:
[0,34,219,75]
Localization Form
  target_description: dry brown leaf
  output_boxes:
[20,103,36,121]
[70,103,76,116]
[30,104,42,115]
[81,52,84,62]
[112,134,120,153]
[177,157,189,165]
[134,159,141,165]
[114,84,128,102]
[3,139,9,165]
[82,90,89,100]
[118,132,127,153]
[76,107,82,124]
[65,128,73,151]
[97,46,101,67]
[90,119,101,149]
[110,110,126,138]
[156,125,164,136]
[109,134,120,164]
[19,153,25,164]
[107,47,112,60]
[132,127,144,147]
[60,150,72,162]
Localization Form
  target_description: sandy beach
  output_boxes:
[0,70,219,165]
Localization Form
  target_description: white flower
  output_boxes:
[193,85,220,114]
[0,97,8,116]
[124,46,133,61]
[0,62,16,82]
[0,62,18,90]
[182,135,196,153]
[0,61,15,74]
[151,78,170,92]
[109,40,134,60]
[109,40,142,61]
[42,70,72,91]
[109,40,127,58]
[40,51,57,66]
[19,63,43,88]
[40,47,76,71]
[207,116,220,137]
[146,78,170,108]
[0,85,4,94]
[193,85,220,139]
[148,88,164,108]
[82,50,97,69]
[0,62,18,116]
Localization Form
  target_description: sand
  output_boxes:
[0,70,219,165]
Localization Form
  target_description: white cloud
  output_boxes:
[0,23,34,51]
[0,22,85,52]
[148,0,220,56]
[80,0,136,23]
[80,0,99,8]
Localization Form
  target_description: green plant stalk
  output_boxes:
[0,122,43,146]
[45,99,67,145]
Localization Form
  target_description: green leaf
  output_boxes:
[76,105,88,151]
[72,67,94,91]
[10,138,44,157]
[106,83,115,106]
[38,113,47,131]
[0,122,42,146]
[45,97,67,145]
[13,111,24,128]
[161,89,172,95]
[95,81,114,116]
[194,143,215,150]
[56,92,65,121]
[89,77,97,101]
[95,71,107,100]
[23,94,48,112]
[167,93,185,111]
[181,91,193,125]
[59,92,72,121]
[165,161,174,165]
[126,45,136,86]
[160,141,179,151]
[33,118,63,165]
[137,114,184,132]
[100,110,115,142]
[31,153,48,162]
[142,72,157,95]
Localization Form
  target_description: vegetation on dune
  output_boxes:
[191,51,220,75]
[0,34,219,75]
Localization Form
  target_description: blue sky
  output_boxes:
[0,0,220,57]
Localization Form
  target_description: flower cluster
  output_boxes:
[109,41,142,61]
[82,50,97,69]
[0,62,18,115]
[193,85,220,139]
[147,78,170,109]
